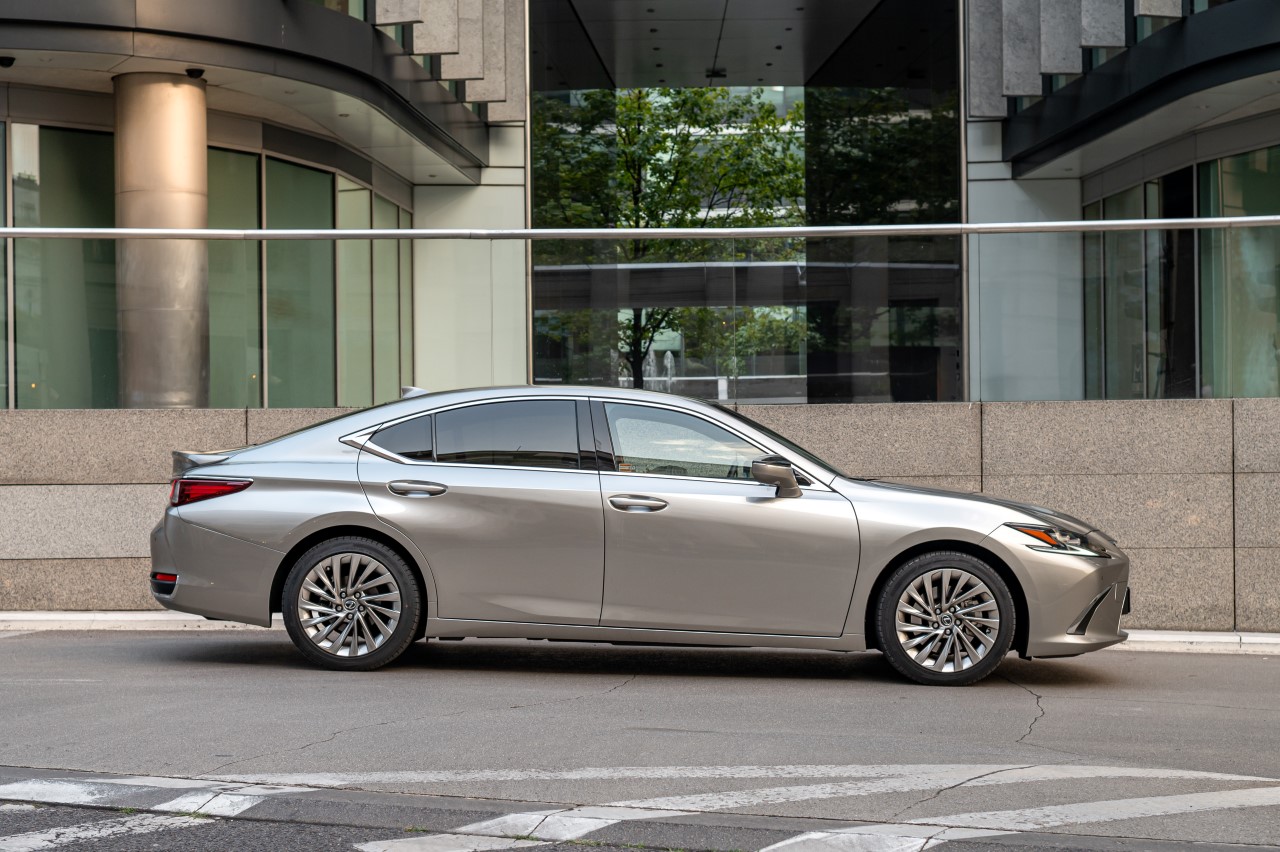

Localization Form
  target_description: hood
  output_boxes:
[849,478,1099,536]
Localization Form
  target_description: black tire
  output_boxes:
[282,536,422,671]
[874,551,1015,686]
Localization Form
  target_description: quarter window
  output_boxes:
[435,401,580,469]
[604,404,760,480]
[369,415,432,461]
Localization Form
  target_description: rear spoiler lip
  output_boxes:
[172,450,233,477]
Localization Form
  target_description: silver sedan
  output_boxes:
[151,386,1130,686]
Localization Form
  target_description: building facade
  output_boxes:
[1,0,1279,632]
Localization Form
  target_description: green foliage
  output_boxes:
[804,88,959,227]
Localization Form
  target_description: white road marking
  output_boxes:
[151,790,266,817]
[759,826,1012,852]
[81,776,236,790]
[457,806,694,842]
[0,804,36,812]
[0,781,118,807]
[911,784,1280,832]
[0,814,207,851]
[216,762,1274,790]
[208,764,1004,787]
[356,834,544,852]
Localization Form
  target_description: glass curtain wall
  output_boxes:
[528,1,960,404]
[13,125,117,409]
[337,176,373,408]
[1083,168,1196,400]
[208,148,262,408]
[265,158,337,408]
[1200,147,1280,398]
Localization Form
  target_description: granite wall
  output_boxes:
[1,400,1275,631]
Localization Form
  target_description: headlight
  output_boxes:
[1006,523,1111,558]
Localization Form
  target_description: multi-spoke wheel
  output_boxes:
[874,551,1015,686]
[282,537,422,671]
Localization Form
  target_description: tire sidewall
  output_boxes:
[875,551,1015,686]
[282,537,422,671]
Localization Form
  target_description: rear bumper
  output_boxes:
[150,509,282,627]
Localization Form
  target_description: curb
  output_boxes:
[0,611,276,631]
[1,613,1277,653]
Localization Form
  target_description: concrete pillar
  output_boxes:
[967,0,1007,118]
[1001,0,1042,97]
[1082,0,1126,47]
[440,0,485,80]
[113,72,209,409]
[1042,0,1083,74]
[1135,0,1183,16]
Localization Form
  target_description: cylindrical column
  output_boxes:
[113,72,209,408]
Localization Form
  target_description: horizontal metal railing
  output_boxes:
[3,214,1280,240]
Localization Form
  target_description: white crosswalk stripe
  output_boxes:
[0,813,209,851]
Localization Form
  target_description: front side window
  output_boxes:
[435,400,579,469]
[604,403,760,480]
[369,415,432,461]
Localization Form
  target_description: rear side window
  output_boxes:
[369,415,433,461]
[435,401,579,470]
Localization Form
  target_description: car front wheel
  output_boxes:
[282,536,422,671]
[874,551,1015,686]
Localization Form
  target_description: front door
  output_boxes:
[597,402,860,636]
[358,399,604,625]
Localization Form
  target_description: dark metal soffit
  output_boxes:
[1007,0,1280,177]
[0,0,487,180]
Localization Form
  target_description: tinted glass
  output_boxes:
[370,415,432,461]
[605,404,760,480]
[208,148,262,408]
[436,401,579,469]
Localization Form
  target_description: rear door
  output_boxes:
[358,398,605,625]
[596,401,860,636]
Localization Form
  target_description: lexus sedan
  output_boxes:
[151,385,1130,686]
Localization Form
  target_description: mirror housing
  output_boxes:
[751,455,803,498]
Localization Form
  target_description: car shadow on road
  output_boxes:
[151,632,1121,688]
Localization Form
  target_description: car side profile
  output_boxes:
[151,385,1130,686]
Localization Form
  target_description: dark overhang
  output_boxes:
[0,0,486,182]
[1007,0,1280,177]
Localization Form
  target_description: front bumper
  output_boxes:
[981,525,1130,658]
[150,509,282,627]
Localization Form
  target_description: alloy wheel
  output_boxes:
[894,568,1001,673]
[296,552,402,658]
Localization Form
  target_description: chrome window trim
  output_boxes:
[592,397,834,492]
[345,395,590,473]
[340,391,833,488]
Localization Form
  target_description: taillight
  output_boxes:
[170,478,252,506]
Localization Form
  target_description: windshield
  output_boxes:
[715,405,851,480]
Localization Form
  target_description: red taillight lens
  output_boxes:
[152,573,178,583]
[170,478,252,506]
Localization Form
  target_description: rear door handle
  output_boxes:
[608,495,668,512]
[388,480,447,497]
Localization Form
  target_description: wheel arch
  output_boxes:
[271,524,431,638]
[861,540,1029,656]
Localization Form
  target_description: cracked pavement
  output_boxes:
[2,631,1279,848]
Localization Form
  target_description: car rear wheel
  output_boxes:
[874,551,1014,686]
[282,537,422,671]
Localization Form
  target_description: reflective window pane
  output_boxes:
[399,207,414,388]
[372,195,400,404]
[337,177,373,408]
[604,403,760,480]
[436,401,579,469]
[370,415,432,460]
[265,158,335,408]
[1102,187,1146,399]
[13,125,117,409]
[208,148,262,408]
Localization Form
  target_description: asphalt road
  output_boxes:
[1,630,1278,851]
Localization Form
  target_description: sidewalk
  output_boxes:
[0,612,1276,654]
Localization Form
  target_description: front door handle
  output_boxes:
[608,495,668,512]
[388,480,447,497]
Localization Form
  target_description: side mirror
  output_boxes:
[751,455,803,498]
